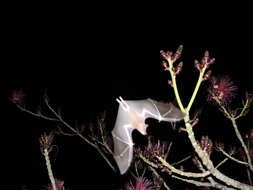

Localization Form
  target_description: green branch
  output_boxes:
[168,60,185,112]
[157,156,210,178]
[186,69,206,112]
[139,154,158,168]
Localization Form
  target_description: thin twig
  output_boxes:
[148,166,171,190]
[215,158,229,169]
[219,148,248,166]
[15,103,59,121]
[157,156,210,178]
[172,175,211,187]
[171,155,192,166]
[165,142,173,159]
[247,167,253,186]
[15,100,116,172]
[139,154,158,168]
[235,97,252,119]
[231,118,253,172]
[45,99,117,172]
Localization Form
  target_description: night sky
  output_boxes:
[2,6,253,190]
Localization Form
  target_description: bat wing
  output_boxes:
[147,99,185,122]
[111,97,185,174]
[111,104,135,174]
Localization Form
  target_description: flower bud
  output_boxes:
[174,62,183,75]
[171,45,183,62]
[168,80,173,87]
[162,61,169,71]
[194,60,202,71]
[203,70,212,81]
[160,50,172,60]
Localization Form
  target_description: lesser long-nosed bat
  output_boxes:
[111,97,185,174]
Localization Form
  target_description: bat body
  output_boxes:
[112,97,185,174]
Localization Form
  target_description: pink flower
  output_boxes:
[122,177,155,190]
[208,76,237,104]
[160,45,183,63]
[134,139,169,161]
[11,90,25,104]
[42,179,64,190]
[199,136,213,156]
[195,51,215,72]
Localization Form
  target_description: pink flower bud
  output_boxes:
[162,61,169,71]
[168,80,173,87]
[199,136,213,156]
[171,45,183,62]
[201,51,215,68]
[11,90,25,104]
[174,62,183,75]
[160,50,173,60]
[194,60,202,71]
[203,70,212,81]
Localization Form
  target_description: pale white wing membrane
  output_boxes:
[112,97,185,174]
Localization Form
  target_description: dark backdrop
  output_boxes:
[1,5,253,190]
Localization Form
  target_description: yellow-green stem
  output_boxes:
[139,154,158,168]
[168,60,185,112]
[186,69,206,112]
[157,156,210,178]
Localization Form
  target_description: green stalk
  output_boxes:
[186,68,206,113]
[168,60,185,112]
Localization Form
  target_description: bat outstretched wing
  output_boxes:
[146,99,185,122]
[111,97,184,174]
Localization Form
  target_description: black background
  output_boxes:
[2,3,253,190]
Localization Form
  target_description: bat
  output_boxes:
[111,96,185,174]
